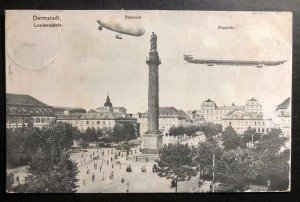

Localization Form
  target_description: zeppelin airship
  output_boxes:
[184,55,287,68]
[97,20,145,39]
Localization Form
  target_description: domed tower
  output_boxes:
[104,94,113,109]
[245,98,261,113]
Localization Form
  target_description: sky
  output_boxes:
[5,10,292,118]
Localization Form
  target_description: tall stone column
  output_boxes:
[147,50,160,134]
[142,32,163,154]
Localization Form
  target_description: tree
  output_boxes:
[16,122,79,193]
[157,143,197,192]
[84,127,98,142]
[111,122,136,143]
[241,127,260,149]
[253,128,289,191]
[254,128,287,156]
[6,127,42,168]
[168,125,185,137]
[168,123,222,140]
[267,149,290,190]
[194,140,223,183]
[198,122,222,141]
[221,126,241,151]
[216,148,264,192]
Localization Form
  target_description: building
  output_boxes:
[193,98,244,125]
[191,98,271,134]
[6,93,56,128]
[56,95,137,133]
[273,97,291,137]
[53,106,86,116]
[94,95,127,117]
[138,107,192,136]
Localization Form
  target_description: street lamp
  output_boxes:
[212,153,215,192]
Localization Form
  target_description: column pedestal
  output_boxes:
[142,133,163,154]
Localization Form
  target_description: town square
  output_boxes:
[5,10,291,193]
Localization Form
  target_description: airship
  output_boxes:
[97,20,145,39]
[184,55,287,68]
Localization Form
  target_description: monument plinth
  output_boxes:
[142,32,163,154]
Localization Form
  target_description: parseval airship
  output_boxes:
[184,55,287,68]
[97,19,145,39]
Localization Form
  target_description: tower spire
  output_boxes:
[104,93,112,108]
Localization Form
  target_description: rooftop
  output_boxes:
[53,106,86,111]
[276,97,291,110]
[140,107,191,120]
[248,98,257,101]
[6,93,51,108]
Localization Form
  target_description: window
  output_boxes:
[86,121,89,124]
[46,118,50,123]
[36,118,40,123]
[229,122,231,126]
[41,118,45,123]
[103,121,106,125]
[97,121,100,124]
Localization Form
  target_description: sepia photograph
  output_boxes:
[5,10,292,193]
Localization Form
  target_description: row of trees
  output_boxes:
[168,122,222,140]
[157,124,290,192]
[79,122,137,145]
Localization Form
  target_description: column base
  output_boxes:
[142,133,163,154]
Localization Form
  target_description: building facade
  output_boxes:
[192,99,244,125]
[137,107,192,136]
[53,106,86,116]
[94,95,127,117]
[273,97,291,137]
[191,98,272,134]
[57,95,137,132]
[6,93,56,128]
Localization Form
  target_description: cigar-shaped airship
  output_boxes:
[184,55,287,68]
[97,19,145,39]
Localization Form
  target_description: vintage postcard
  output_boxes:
[5,10,292,193]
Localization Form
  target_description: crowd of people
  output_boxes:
[75,146,146,190]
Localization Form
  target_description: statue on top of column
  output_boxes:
[150,32,157,50]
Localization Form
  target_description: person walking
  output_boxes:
[111,172,114,180]
[16,176,20,185]
[92,173,95,182]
